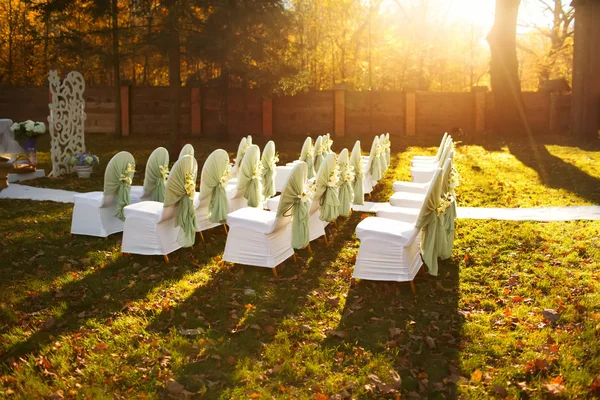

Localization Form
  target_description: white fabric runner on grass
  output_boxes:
[0,184,78,203]
[351,202,600,221]
[1,186,599,221]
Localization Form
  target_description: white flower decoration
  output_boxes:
[220,164,232,187]
[184,173,196,199]
[159,165,169,181]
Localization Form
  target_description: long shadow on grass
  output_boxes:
[507,141,600,205]
[326,257,462,399]
[147,216,357,398]
[0,226,227,363]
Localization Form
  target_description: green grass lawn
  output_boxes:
[1,134,599,399]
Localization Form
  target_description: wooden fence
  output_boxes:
[0,86,571,138]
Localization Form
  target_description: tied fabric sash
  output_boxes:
[115,180,131,221]
[175,194,197,247]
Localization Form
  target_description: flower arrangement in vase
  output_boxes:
[68,153,100,179]
[10,121,46,151]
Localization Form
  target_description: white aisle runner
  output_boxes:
[1,186,599,221]
[351,202,600,221]
[0,184,78,203]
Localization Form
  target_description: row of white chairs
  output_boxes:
[354,133,457,292]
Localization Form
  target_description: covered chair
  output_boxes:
[196,149,231,238]
[353,167,443,291]
[223,163,311,274]
[121,155,199,260]
[314,135,324,173]
[179,143,194,159]
[389,152,453,208]
[71,151,139,237]
[384,133,391,167]
[363,136,381,192]
[324,133,334,154]
[277,137,314,191]
[131,147,169,202]
[314,153,340,222]
[261,141,277,200]
[231,137,248,179]
[350,141,365,205]
[337,148,354,217]
[411,138,452,183]
[379,134,389,172]
[411,132,448,164]
[230,144,262,210]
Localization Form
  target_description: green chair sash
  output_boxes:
[415,168,443,276]
[237,144,263,208]
[199,149,230,224]
[385,133,391,167]
[299,137,315,179]
[336,148,354,217]
[103,151,136,221]
[350,141,364,205]
[164,155,198,248]
[314,153,340,222]
[277,162,310,249]
[369,136,382,182]
[143,147,169,203]
[314,136,324,173]
[179,143,194,159]
[233,137,248,176]
[261,141,277,200]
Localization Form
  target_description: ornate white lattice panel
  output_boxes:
[48,70,86,177]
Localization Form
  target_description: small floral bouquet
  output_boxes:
[220,164,232,187]
[68,152,100,167]
[184,173,196,199]
[436,193,453,216]
[159,165,170,181]
[449,167,461,191]
[10,120,46,141]
[327,165,340,187]
[119,163,136,185]
[251,160,263,180]
[298,181,316,203]
[342,165,355,183]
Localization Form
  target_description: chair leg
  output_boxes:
[223,225,228,235]
[323,233,329,246]
[163,254,170,263]
[307,243,312,255]
[292,253,298,266]
[272,266,278,278]
[199,231,205,243]
[410,280,416,295]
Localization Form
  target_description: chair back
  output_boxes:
[314,153,340,222]
[178,143,194,159]
[164,155,198,247]
[199,149,230,223]
[350,141,364,205]
[300,137,315,179]
[237,144,262,207]
[143,147,169,202]
[277,162,310,249]
[261,140,277,199]
[103,151,136,220]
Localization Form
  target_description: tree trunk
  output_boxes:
[168,24,182,155]
[218,63,229,143]
[111,0,122,137]
[487,0,528,134]
[7,0,14,85]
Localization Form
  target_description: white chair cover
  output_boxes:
[121,156,199,256]
[222,165,308,269]
[179,143,194,159]
[71,151,141,237]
